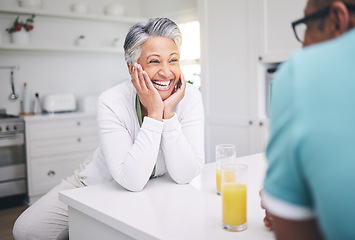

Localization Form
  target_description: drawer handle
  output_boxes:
[77,121,81,126]
[47,170,56,177]
[77,138,81,143]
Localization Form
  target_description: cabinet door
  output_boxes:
[199,0,253,162]
[29,134,99,157]
[29,152,90,196]
[28,118,98,139]
[258,0,307,62]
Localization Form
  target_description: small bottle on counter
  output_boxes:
[33,92,42,115]
[22,82,32,115]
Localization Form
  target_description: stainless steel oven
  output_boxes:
[0,115,27,207]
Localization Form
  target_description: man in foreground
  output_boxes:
[262,0,355,239]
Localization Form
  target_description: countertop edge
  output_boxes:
[23,112,97,121]
[59,185,160,240]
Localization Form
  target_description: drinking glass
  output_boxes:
[221,162,248,232]
[216,144,236,195]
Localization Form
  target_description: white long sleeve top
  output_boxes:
[79,80,205,192]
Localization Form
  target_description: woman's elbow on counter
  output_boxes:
[127,186,145,192]
[170,162,204,185]
[116,177,148,192]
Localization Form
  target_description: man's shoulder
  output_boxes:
[291,29,355,67]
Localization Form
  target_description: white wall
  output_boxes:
[0,51,129,114]
[139,0,197,23]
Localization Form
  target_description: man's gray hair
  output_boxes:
[124,17,182,66]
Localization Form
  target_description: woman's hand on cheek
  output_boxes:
[131,63,164,121]
[163,72,186,119]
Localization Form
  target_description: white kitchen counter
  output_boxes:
[59,153,275,240]
[23,111,96,122]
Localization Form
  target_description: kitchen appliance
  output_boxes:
[80,95,98,113]
[42,93,76,113]
[0,110,27,208]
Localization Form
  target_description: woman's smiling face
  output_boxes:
[137,36,181,101]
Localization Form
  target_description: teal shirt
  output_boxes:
[264,29,355,240]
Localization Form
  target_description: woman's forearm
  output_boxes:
[161,103,205,184]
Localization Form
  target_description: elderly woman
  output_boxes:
[13,17,205,240]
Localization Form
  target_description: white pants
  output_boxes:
[12,176,84,240]
[12,156,91,240]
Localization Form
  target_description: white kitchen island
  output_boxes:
[59,153,275,240]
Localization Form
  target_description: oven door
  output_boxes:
[0,133,26,197]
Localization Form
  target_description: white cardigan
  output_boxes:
[79,80,205,191]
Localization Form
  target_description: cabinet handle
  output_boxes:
[259,122,263,127]
[47,170,56,177]
[77,121,81,126]
[249,121,253,125]
[77,138,81,143]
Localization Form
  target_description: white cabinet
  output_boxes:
[257,0,307,63]
[198,0,307,161]
[199,0,253,162]
[24,113,99,203]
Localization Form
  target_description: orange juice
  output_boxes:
[222,183,247,228]
[216,169,222,193]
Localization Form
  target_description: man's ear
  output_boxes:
[328,1,350,37]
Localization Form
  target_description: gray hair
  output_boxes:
[124,17,182,66]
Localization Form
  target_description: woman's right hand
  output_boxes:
[131,63,164,121]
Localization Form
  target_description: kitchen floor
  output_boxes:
[0,205,28,240]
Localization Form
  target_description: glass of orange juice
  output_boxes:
[216,144,236,195]
[221,162,247,232]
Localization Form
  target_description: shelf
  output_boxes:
[0,7,146,24]
[0,44,124,54]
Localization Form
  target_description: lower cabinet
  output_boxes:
[24,113,99,204]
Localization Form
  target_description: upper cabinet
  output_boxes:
[257,0,307,63]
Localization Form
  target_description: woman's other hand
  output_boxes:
[131,63,164,121]
[163,72,186,119]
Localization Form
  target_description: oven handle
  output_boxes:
[0,133,24,147]
[0,135,18,139]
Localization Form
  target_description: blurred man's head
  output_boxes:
[301,0,355,46]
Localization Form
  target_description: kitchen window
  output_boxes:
[178,21,201,89]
